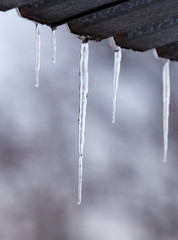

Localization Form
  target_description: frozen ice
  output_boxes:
[78,40,89,205]
[108,37,122,123]
[112,46,122,123]
[35,23,41,88]
[152,49,159,60]
[162,59,170,162]
[52,28,57,64]
[153,50,171,162]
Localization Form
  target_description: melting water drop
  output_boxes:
[35,23,41,88]
[78,40,89,205]
[162,59,170,162]
[52,28,57,64]
[112,46,122,123]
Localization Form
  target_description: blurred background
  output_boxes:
[0,9,178,240]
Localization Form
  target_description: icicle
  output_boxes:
[162,59,170,162]
[108,37,122,123]
[35,23,41,88]
[78,40,89,205]
[152,48,159,60]
[52,28,57,64]
[153,49,171,162]
[112,46,122,123]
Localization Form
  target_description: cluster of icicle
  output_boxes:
[35,24,171,205]
[77,37,122,204]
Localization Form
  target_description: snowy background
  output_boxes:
[0,9,178,240]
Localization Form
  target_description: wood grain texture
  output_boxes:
[2,0,178,61]
[68,0,178,40]
[114,15,178,51]
[0,0,32,11]
[19,0,124,27]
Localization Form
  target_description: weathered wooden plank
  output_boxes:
[157,42,178,61]
[2,0,178,62]
[19,0,124,27]
[114,16,178,51]
[0,0,32,11]
[68,0,178,41]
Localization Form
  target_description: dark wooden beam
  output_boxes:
[19,0,124,27]
[0,0,32,11]
[68,0,178,41]
[157,42,178,61]
[1,0,178,61]
[114,16,178,51]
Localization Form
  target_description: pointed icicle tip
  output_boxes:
[78,40,89,205]
[77,155,83,205]
[162,59,170,162]
[35,23,41,88]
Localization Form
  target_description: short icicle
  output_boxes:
[152,48,159,60]
[162,59,170,162]
[78,40,89,205]
[52,28,57,64]
[35,23,41,88]
[112,46,122,123]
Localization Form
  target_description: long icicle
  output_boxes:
[112,46,122,123]
[35,23,41,88]
[78,40,89,205]
[162,59,170,162]
[52,28,57,64]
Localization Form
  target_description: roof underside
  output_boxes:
[1,0,178,61]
